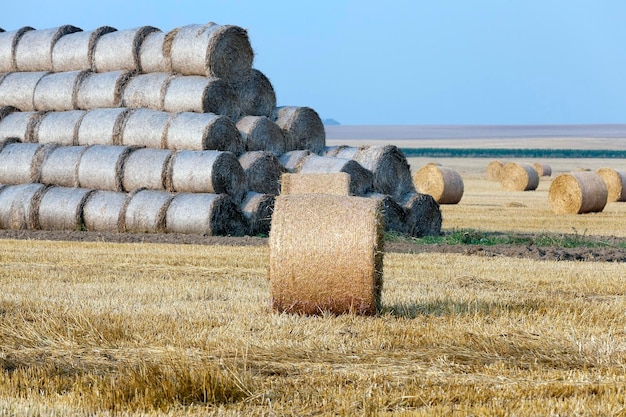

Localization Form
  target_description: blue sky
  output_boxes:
[3,1,626,125]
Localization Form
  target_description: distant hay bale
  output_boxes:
[412,164,464,204]
[400,192,443,237]
[93,26,159,72]
[0,142,56,184]
[169,23,253,82]
[162,75,240,118]
[0,183,48,230]
[486,160,504,181]
[52,26,117,72]
[366,192,408,235]
[119,108,171,149]
[0,26,34,72]
[0,111,45,142]
[238,151,285,195]
[33,70,89,111]
[532,162,552,177]
[77,145,133,191]
[167,150,247,203]
[15,25,82,71]
[597,167,626,202]
[351,145,416,200]
[76,70,133,109]
[34,110,86,146]
[165,192,247,236]
[236,115,286,155]
[37,186,93,231]
[240,191,274,236]
[122,148,173,192]
[500,162,540,191]
[39,145,88,187]
[122,72,174,110]
[278,150,313,172]
[0,71,49,111]
[77,108,131,146]
[82,190,127,232]
[235,68,276,117]
[269,194,384,316]
[164,112,244,153]
[548,172,608,214]
[280,172,351,196]
[298,155,374,196]
[271,106,325,153]
[123,189,173,233]
[139,30,173,73]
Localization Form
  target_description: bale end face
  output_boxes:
[549,172,608,214]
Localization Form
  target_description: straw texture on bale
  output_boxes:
[238,151,285,195]
[93,26,159,72]
[164,112,244,153]
[278,150,312,173]
[269,194,384,316]
[0,71,49,111]
[400,192,443,237]
[138,30,173,73]
[162,75,239,118]
[236,115,286,155]
[122,72,174,110]
[321,145,346,158]
[548,172,608,214]
[76,70,133,109]
[34,110,86,146]
[122,148,173,192]
[39,145,88,188]
[500,162,540,191]
[597,167,626,202]
[298,155,374,196]
[167,150,247,203]
[239,191,274,236]
[77,108,131,146]
[15,25,82,71]
[119,108,171,149]
[271,106,325,153]
[486,160,504,181]
[366,192,408,235]
[33,70,89,111]
[0,111,45,142]
[0,142,56,184]
[0,27,34,72]
[123,189,173,233]
[165,192,247,236]
[37,186,93,231]
[533,163,552,177]
[82,190,127,232]
[77,145,133,191]
[0,106,17,121]
[0,137,19,153]
[0,183,48,230]
[235,68,276,117]
[169,23,253,82]
[412,164,464,204]
[52,26,117,72]
[280,172,351,197]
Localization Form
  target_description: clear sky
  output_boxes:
[2,1,626,125]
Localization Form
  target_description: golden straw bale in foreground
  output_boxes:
[280,172,350,196]
[500,162,539,191]
[413,164,464,204]
[548,172,608,214]
[596,167,626,202]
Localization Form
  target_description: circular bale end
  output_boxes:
[238,151,285,195]
[353,145,416,200]
[236,68,276,118]
[486,160,504,181]
[549,172,608,214]
[400,192,443,238]
[239,191,274,236]
[236,115,286,155]
[271,106,325,153]
[596,167,626,202]
[413,164,464,204]
[500,162,540,191]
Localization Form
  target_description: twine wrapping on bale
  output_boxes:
[269,194,385,316]
[39,145,88,188]
[240,191,274,236]
[15,25,82,71]
[280,172,351,196]
[76,70,133,109]
[235,68,276,117]
[500,162,540,191]
[82,190,127,232]
[77,108,131,146]
[0,183,48,230]
[277,150,312,173]
[486,160,504,181]
[37,186,94,231]
[271,106,325,153]
[124,189,173,233]
[164,112,244,153]
[236,115,286,155]
[167,150,247,203]
[412,164,464,204]
[122,148,173,192]
[238,151,285,195]
[33,70,89,111]
[139,29,174,73]
[0,26,34,72]
[52,26,117,72]
[120,108,171,149]
[0,111,45,142]
[169,23,253,83]
[0,142,56,184]
[162,75,240,119]
[400,192,443,237]
[122,72,174,110]
[548,172,608,214]
[77,145,133,191]
[366,192,408,235]
[0,71,49,111]
[34,110,86,146]
[298,155,374,196]
[597,167,626,202]
[533,163,552,177]
[93,26,159,72]
[165,192,247,236]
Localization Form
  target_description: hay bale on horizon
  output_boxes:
[0,111,45,142]
[34,110,86,146]
[278,150,313,173]
[15,25,82,71]
[82,190,127,232]
[533,162,552,177]
[366,192,408,235]
[269,194,384,316]
[77,145,133,191]
[500,162,540,191]
[162,75,240,118]
[0,142,56,184]
[0,26,34,72]
[123,189,173,233]
[76,70,133,109]
[37,186,93,231]
[138,29,174,73]
[0,71,50,111]
[235,68,276,117]
[238,151,285,195]
[239,191,274,236]
[0,183,48,230]
[236,115,286,155]
[33,70,89,111]
[298,155,374,196]
[280,172,351,197]
[122,148,173,192]
[548,172,608,214]
[39,145,88,187]
[93,26,159,72]
[271,106,325,153]
[165,112,244,153]
[52,26,117,72]
[413,164,464,204]
[122,72,174,110]
[119,108,171,149]
[486,160,504,181]
[400,192,443,237]
[597,167,626,202]
[77,108,131,146]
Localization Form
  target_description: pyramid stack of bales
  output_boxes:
[0,23,440,237]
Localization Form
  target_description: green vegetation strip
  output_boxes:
[400,148,626,159]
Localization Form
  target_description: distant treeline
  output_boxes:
[400,148,626,159]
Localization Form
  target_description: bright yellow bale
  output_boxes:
[412,164,464,204]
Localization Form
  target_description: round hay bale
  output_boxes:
[39,145,88,187]
[486,160,504,181]
[33,70,89,111]
[119,108,171,149]
[37,186,93,231]
[77,108,131,146]
[271,106,325,153]
[0,106,17,122]
[236,115,286,155]
[298,155,374,196]
[278,150,313,173]
[0,183,48,230]
[139,30,172,73]
[0,26,34,72]
[76,70,133,109]
[238,151,285,195]
[162,75,240,118]
[15,25,82,71]
[597,167,626,202]
[366,192,408,235]
[93,26,159,72]
[280,172,351,196]
[400,192,443,238]
[235,68,276,117]
[533,162,552,177]
[0,71,49,111]
[240,191,274,236]
[412,164,464,204]
[321,145,347,157]
[352,145,416,200]
[124,189,173,233]
[0,142,56,184]
[82,190,128,232]
[77,145,133,191]
[500,162,540,191]
[0,111,45,142]
[269,194,384,316]
[34,110,87,146]
[333,146,360,160]
[165,112,244,153]
[122,148,173,192]
[0,137,19,153]
[548,172,608,214]
[122,72,174,110]
[165,192,247,236]
[52,26,117,72]
[169,23,253,82]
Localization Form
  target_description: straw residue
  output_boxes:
[0,183,48,230]
[77,145,133,191]
[400,192,443,237]
[120,108,171,149]
[33,70,89,111]
[239,191,274,236]
[124,189,173,233]
[93,26,159,72]
[500,162,540,191]
[236,115,286,155]
[165,192,247,236]
[162,75,240,118]
[280,172,351,196]
[37,186,93,231]
[52,26,117,72]
[0,27,34,72]
[298,155,373,196]
[82,190,127,232]
[139,30,172,73]
[15,25,82,71]
[77,108,131,146]
[34,110,86,146]
[165,112,244,153]
[0,111,46,142]
[597,167,626,202]
[0,142,56,184]
[122,148,173,192]
[548,172,608,214]
[533,163,552,177]
[39,145,88,187]
[271,106,325,153]
[238,151,285,195]
[122,72,174,110]
[413,164,464,204]
[236,68,276,117]
[486,160,504,181]
[0,71,49,111]
[76,70,133,109]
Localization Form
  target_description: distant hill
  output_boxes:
[322,118,340,125]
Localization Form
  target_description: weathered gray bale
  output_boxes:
[236,115,286,155]
[122,72,174,110]
[15,25,82,71]
[366,192,408,235]
[138,30,173,73]
[169,23,253,83]
[0,183,48,230]
[52,26,117,72]
[271,106,325,153]
[162,75,240,118]
[235,68,276,117]
[399,192,442,238]
[165,192,247,236]
[39,145,88,187]
[167,150,247,204]
[34,110,86,146]
[278,150,313,173]
[354,145,416,200]
[0,71,49,111]
[120,108,171,149]
[0,27,34,72]
[0,142,56,184]
[0,106,16,122]
[298,155,374,196]
[77,145,133,191]
[238,151,285,195]
[82,190,127,232]
[93,26,159,72]
[164,112,244,154]
[76,70,133,109]
[77,108,131,146]
[0,111,45,142]
[124,189,174,233]
[321,145,348,158]
[37,186,94,231]
[332,146,360,160]
[122,148,173,192]
[33,70,89,111]
[0,137,19,153]
[240,191,274,236]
